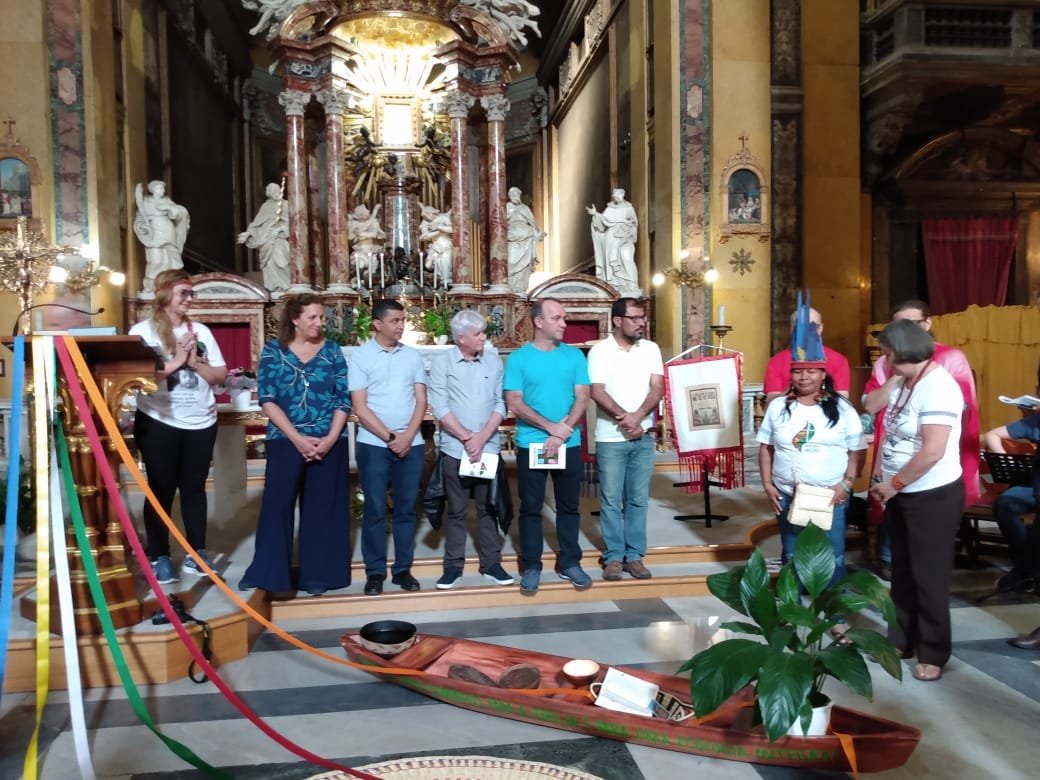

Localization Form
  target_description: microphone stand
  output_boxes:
[12,303,105,337]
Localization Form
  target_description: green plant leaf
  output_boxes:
[776,601,817,629]
[837,569,898,626]
[757,650,814,741]
[845,628,903,680]
[776,565,800,608]
[718,620,763,636]
[818,644,872,698]
[792,523,835,600]
[740,551,777,633]
[707,567,749,617]
[687,639,768,717]
[768,628,794,652]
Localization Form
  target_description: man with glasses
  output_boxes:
[588,297,664,580]
[763,305,850,404]
[504,297,591,594]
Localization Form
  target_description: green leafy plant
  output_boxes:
[679,523,902,741]
[420,292,454,340]
[351,305,373,343]
[0,459,35,535]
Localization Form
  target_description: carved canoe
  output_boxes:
[339,632,921,773]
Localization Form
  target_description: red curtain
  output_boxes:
[922,216,1019,315]
[208,323,252,402]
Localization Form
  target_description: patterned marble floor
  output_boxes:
[3,457,1040,779]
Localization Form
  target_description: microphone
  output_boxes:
[12,304,105,337]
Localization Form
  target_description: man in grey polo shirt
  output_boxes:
[428,310,512,589]
[349,299,428,596]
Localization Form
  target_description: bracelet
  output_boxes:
[841,476,854,489]
[891,475,907,491]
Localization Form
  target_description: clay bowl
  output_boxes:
[358,620,417,657]
[561,658,601,686]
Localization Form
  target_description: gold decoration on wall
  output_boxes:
[729,248,755,276]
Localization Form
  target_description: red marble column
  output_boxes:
[481,94,511,292]
[279,89,312,291]
[444,90,475,292]
[318,88,353,291]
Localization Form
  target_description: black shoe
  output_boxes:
[997,569,1036,593]
[436,569,463,590]
[364,575,385,596]
[876,561,892,582]
[391,571,421,592]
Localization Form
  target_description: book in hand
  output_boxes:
[458,452,499,479]
[529,443,566,469]
[999,394,1040,409]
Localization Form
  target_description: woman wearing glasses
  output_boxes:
[129,269,227,584]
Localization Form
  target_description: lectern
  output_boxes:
[5,336,161,634]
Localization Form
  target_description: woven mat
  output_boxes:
[306,755,605,780]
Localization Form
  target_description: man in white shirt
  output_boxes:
[588,297,664,579]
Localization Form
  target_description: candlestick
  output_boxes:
[353,253,360,289]
[432,263,437,290]
[419,252,424,289]
[367,253,373,289]
[710,324,733,350]
[717,304,726,326]
[379,253,385,289]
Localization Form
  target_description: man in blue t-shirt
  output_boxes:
[504,298,591,594]
[982,414,1040,593]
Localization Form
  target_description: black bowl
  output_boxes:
[358,620,417,656]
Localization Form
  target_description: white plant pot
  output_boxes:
[229,387,253,411]
[786,695,832,737]
[435,334,449,345]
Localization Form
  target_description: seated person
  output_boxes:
[982,415,1040,592]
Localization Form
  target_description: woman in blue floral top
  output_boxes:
[239,294,352,595]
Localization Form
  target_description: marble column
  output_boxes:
[444,90,475,292]
[481,94,511,292]
[317,88,354,292]
[280,89,313,292]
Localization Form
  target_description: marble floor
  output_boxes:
[2,457,1040,779]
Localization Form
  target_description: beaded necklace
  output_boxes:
[884,358,933,431]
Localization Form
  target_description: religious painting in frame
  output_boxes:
[685,383,725,431]
[0,157,34,219]
[719,140,769,242]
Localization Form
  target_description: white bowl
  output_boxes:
[562,659,600,686]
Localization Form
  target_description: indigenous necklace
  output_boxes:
[885,358,933,429]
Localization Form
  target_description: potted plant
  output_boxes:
[422,293,454,344]
[224,368,257,410]
[679,523,903,741]
[351,304,372,344]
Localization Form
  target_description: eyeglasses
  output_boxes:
[620,315,647,323]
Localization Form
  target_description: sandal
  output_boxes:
[830,625,853,647]
[912,663,943,681]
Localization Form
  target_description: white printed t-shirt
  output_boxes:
[757,398,866,495]
[587,337,664,442]
[128,319,225,430]
[879,366,962,492]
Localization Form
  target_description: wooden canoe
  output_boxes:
[340,632,921,773]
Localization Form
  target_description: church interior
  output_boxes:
[2,1,1040,778]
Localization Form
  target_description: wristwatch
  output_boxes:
[386,432,397,443]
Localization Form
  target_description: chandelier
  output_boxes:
[652,250,718,289]
[0,216,124,333]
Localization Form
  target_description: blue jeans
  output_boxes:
[776,489,847,587]
[992,485,1033,556]
[357,442,424,577]
[596,434,655,563]
[516,447,583,571]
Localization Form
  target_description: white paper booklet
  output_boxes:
[458,452,499,479]
[528,443,566,469]
[592,667,659,718]
[999,394,1040,409]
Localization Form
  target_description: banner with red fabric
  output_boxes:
[663,352,745,493]
[922,216,1019,315]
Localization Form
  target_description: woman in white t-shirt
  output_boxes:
[129,269,227,585]
[758,362,866,637]
[869,319,964,683]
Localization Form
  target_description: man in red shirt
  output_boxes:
[763,306,850,404]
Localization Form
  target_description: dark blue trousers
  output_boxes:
[243,437,351,592]
[357,442,423,577]
[516,447,584,572]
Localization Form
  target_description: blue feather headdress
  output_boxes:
[790,290,827,369]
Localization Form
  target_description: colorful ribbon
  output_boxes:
[0,334,24,696]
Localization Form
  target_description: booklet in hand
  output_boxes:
[999,394,1040,410]
[458,452,498,479]
[529,443,566,469]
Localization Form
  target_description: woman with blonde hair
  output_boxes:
[129,269,227,583]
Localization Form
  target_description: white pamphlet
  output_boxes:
[528,443,566,470]
[592,667,659,718]
[999,394,1040,409]
[458,452,499,479]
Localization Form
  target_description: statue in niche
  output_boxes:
[459,0,542,47]
[346,126,385,206]
[414,125,451,211]
[506,186,546,295]
[587,188,640,295]
[420,204,453,288]
[133,180,190,292]
[243,0,309,41]
[237,182,290,293]
[348,203,385,283]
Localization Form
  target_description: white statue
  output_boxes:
[242,0,308,41]
[420,204,453,288]
[348,204,385,282]
[133,181,190,292]
[459,0,542,47]
[506,187,546,295]
[238,182,290,293]
[587,188,640,295]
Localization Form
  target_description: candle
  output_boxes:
[432,263,437,290]
[379,253,385,288]
[419,252,424,288]
[367,253,372,289]
[354,253,360,289]
[717,305,726,326]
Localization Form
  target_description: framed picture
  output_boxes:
[0,157,33,218]
[719,142,769,242]
[685,383,725,431]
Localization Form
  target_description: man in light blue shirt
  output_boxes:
[349,299,427,596]
[428,310,511,589]
[503,297,591,594]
